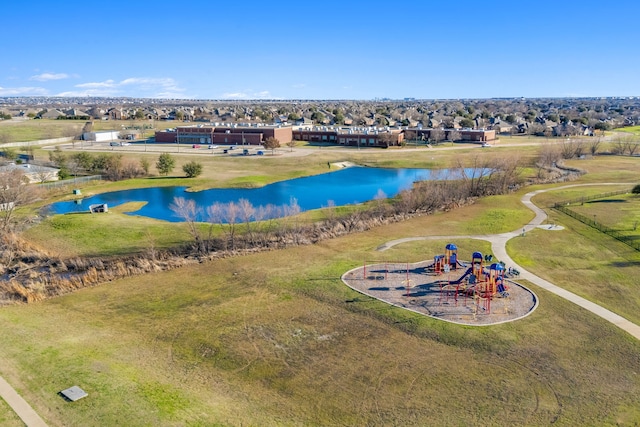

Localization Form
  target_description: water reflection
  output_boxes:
[48,167,473,222]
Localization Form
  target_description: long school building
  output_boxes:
[155,124,495,146]
[155,124,293,145]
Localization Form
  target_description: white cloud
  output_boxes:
[0,86,49,96]
[221,90,273,99]
[56,90,113,97]
[222,92,249,99]
[30,73,70,81]
[75,80,116,88]
[59,77,186,98]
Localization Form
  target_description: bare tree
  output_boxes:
[237,198,256,243]
[322,200,337,222]
[0,169,42,232]
[455,156,491,197]
[447,130,461,142]
[144,229,158,261]
[253,203,275,245]
[404,130,417,142]
[527,122,545,135]
[122,159,144,179]
[536,143,561,178]
[560,139,577,159]
[373,189,388,215]
[281,197,302,244]
[33,166,57,183]
[104,154,124,180]
[611,137,627,155]
[589,138,601,156]
[430,128,445,144]
[66,157,83,179]
[170,197,204,252]
[377,132,395,147]
[207,201,239,250]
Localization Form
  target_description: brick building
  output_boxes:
[212,124,292,145]
[154,124,293,145]
[292,127,404,148]
[406,128,496,143]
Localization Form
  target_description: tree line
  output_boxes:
[170,155,523,255]
[46,149,202,180]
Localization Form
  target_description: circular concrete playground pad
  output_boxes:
[342,260,538,326]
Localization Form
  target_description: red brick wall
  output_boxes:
[272,126,293,143]
[212,133,263,145]
[155,131,177,142]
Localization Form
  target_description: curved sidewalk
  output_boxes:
[378,183,640,340]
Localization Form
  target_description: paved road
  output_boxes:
[378,183,640,340]
[0,375,48,426]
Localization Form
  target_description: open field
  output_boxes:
[613,125,640,136]
[3,196,640,426]
[0,119,157,143]
[567,192,640,237]
[1,142,640,425]
[0,397,22,427]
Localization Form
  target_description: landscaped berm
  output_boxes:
[342,244,538,325]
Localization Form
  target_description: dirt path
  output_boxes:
[378,183,640,340]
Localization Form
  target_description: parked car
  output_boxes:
[109,142,119,146]
[208,145,219,149]
[257,150,264,155]
[120,142,131,146]
[243,149,249,155]
[192,144,201,148]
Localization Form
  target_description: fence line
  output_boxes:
[0,137,74,148]
[552,190,639,251]
[552,189,629,207]
[39,175,103,189]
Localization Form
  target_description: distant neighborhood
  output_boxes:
[1,96,639,147]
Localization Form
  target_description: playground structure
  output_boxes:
[424,244,502,313]
[433,243,463,274]
[348,243,535,325]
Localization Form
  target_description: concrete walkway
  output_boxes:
[378,183,640,340]
[0,376,48,426]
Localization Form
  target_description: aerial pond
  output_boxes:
[48,167,473,222]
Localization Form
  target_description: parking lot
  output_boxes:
[55,140,271,157]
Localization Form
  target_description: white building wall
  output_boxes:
[83,131,120,142]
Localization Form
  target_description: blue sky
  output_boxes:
[2,0,639,100]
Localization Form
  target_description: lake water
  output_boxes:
[48,167,468,222]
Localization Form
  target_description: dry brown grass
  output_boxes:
[1,139,639,425]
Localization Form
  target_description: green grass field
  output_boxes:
[0,118,158,143]
[1,139,640,425]
[567,193,640,235]
[613,125,640,136]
